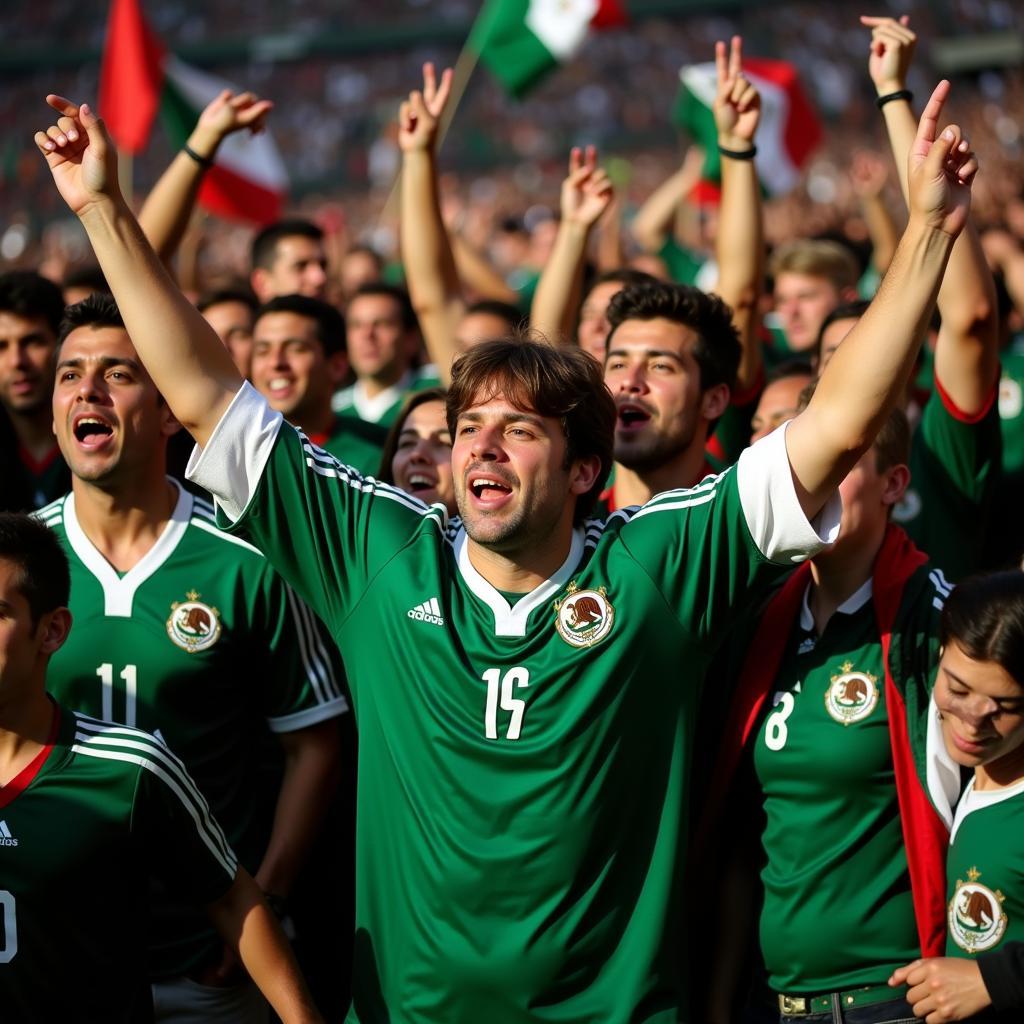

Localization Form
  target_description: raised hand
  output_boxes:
[192,90,273,153]
[713,36,761,151]
[398,62,454,153]
[850,150,889,198]
[907,80,978,238]
[560,146,614,229]
[861,15,917,93]
[35,95,119,217]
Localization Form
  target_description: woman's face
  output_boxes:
[391,400,455,513]
[935,640,1024,769]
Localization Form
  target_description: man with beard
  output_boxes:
[600,281,740,510]
[36,71,979,1023]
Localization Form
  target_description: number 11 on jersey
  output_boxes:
[96,663,138,727]
[483,667,530,740]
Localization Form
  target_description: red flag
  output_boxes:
[99,0,165,153]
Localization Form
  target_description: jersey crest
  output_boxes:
[892,488,922,524]
[167,591,222,653]
[948,867,1007,953]
[1000,375,1023,420]
[824,663,879,725]
[555,583,614,649]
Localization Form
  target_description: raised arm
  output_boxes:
[530,146,613,344]
[850,151,900,276]
[36,96,242,445]
[139,89,271,267]
[712,36,764,392]
[399,63,463,385]
[630,146,705,254]
[863,15,998,412]
[785,80,978,517]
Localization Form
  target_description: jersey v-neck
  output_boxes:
[453,526,585,637]
[61,481,192,616]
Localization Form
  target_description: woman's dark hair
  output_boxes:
[377,387,449,483]
[941,571,1024,686]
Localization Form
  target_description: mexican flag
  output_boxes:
[673,57,822,201]
[99,0,288,224]
[472,0,627,99]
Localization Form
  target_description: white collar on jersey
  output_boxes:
[454,526,585,638]
[350,370,414,423]
[799,576,874,632]
[951,771,1024,843]
[62,480,193,617]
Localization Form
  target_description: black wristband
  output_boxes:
[183,143,214,168]
[876,89,913,109]
[717,143,757,161]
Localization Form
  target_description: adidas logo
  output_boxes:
[0,821,17,847]
[408,597,444,626]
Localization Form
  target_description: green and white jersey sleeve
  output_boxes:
[188,382,442,631]
[0,706,236,1021]
[615,422,841,646]
[946,776,1024,958]
[892,383,1001,580]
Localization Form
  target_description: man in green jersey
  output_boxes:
[39,294,347,1020]
[331,283,441,428]
[250,294,386,474]
[0,512,322,1023]
[36,80,978,1022]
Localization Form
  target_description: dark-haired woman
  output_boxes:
[890,571,1024,1021]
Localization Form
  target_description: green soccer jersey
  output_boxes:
[892,383,1001,580]
[321,415,389,476]
[945,777,1024,957]
[35,483,347,978]
[331,365,441,428]
[753,573,948,992]
[0,704,236,1021]
[187,384,840,1023]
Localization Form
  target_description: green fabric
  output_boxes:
[892,388,1001,580]
[323,416,389,476]
[0,704,236,1019]
[946,779,1024,957]
[471,0,558,98]
[658,238,705,287]
[219,423,789,1023]
[39,487,345,978]
[754,593,931,992]
[333,366,443,429]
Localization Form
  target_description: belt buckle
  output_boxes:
[778,994,809,1016]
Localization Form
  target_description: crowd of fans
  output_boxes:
[4,3,1024,1023]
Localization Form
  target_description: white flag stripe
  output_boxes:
[163,56,288,191]
[0,821,11,838]
[430,598,441,617]
[680,64,802,195]
[525,0,599,60]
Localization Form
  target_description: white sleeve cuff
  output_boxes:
[185,381,283,523]
[735,421,842,565]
